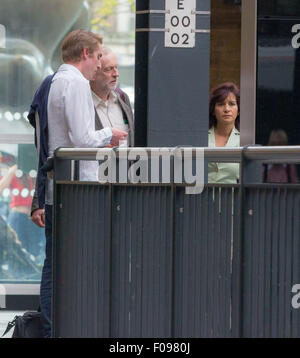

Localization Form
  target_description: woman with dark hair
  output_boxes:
[208,82,240,183]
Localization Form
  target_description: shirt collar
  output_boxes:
[58,64,89,83]
[209,126,240,147]
[92,90,117,107]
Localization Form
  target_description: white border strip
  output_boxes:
[0,134,34,144]
[1,284,40,295]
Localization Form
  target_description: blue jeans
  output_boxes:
[40,204,52,338]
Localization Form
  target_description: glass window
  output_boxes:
[89,0,135,106]
[257,1,300,146]
[256,0,300,182]
[210,0,241,90]
[0,144,45,282]
[258,0,300,18]
[0,0,135,288]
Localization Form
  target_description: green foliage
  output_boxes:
[88,0,135,32]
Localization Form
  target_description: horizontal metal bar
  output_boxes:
[192,11,211,15]
[136,10,170,15]
[243,183,300,189]
[191,29,211,33]
[136,10,210,15]
[137,28,210,34]
[54,146,300,163]
[136,28,169,32]
[52,179,300,189]
[1,283,40,295]
[0,134,34,144]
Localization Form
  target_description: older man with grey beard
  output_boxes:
[90,47,134,148]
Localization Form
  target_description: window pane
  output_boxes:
[258,0,300,18]
[89,0,135,106]
[0,0,136,287]
[257,4,300,146]
[210,0,241,90]
[0,144,45,282]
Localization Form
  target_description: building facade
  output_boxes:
[0,0,299,310]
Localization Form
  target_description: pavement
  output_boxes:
[0,311,25,338]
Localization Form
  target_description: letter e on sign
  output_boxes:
[165,0,196,48]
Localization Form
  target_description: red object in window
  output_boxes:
[9,175,35,208]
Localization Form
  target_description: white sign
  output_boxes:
[0,24,5,48]
[165,0,196,48]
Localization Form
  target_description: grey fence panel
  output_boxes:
[53,183,112,338]
[51,147,300,337]
[52,180,300,337]
[110,185,173,338]
[173,186,239,337]
[243,187,300,338]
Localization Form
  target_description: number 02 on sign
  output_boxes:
[165,0,196,48]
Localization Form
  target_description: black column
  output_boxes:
[134,0,211,147]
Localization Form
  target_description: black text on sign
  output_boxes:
[165,0,196,48]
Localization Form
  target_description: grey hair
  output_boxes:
[101,46,113,56]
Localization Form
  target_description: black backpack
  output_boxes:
[2,311,43,338]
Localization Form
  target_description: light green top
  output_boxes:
[208,126,240,184]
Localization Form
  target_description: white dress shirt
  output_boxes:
[92,90,129,146]
[46,64,113,203]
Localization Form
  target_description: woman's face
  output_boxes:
[214,92,238,127]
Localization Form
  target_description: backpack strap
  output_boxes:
[1,316,17,337]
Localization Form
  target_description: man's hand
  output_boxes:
[31,208,45,228]
[110,128,128,147]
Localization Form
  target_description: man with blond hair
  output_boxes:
[29,29,127,337]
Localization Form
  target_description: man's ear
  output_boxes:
[82,48,89,60]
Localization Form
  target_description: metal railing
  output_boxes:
[52,146,300,338]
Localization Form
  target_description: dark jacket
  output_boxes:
[28,73,56,212]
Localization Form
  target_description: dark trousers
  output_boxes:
[40,204,52,338]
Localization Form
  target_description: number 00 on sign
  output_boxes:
[165,0,196,48]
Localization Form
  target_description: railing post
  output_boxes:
[236,145,263,337]
[236,145,247,337]
[52,149,72,337]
